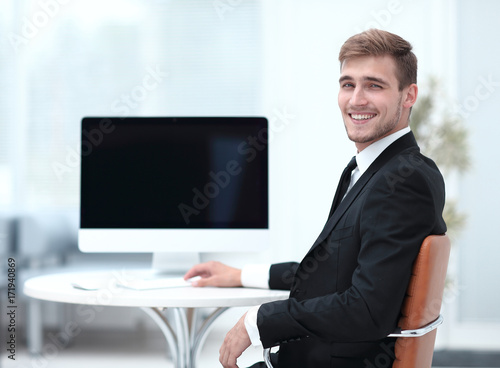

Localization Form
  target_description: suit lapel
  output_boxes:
[307,132,419,253]
[309,169,373,250]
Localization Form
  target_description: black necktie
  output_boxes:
[328,156,357,218]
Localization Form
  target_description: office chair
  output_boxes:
[263,234,451,368]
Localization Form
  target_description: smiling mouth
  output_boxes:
[349,113,377,121]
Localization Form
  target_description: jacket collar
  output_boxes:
[307,132,419,252]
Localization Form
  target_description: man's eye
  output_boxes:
[342,83,354,88]
[370,84,382,89]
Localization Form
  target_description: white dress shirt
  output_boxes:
[243,127,412,346]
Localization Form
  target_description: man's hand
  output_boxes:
[219,313,251,368]
[183,261,242,288]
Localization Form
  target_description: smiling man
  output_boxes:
[338,50,417,152]
[184,29,447,368]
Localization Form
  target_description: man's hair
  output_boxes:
[338,29,417,90]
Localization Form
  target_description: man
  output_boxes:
[184,29,446,368]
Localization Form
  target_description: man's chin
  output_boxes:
[346,132,374,145]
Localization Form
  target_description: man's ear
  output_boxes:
[403,84,418,108]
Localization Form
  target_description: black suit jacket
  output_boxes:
[257,132,447,367]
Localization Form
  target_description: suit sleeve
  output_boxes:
[269,262,299,290]
[257,165,445,347]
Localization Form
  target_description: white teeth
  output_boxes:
[351,114,375,120]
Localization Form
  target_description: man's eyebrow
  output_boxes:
[339,75,389,85]
[364,76,389,85]
[339,75,352,84]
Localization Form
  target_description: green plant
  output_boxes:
[411,77,470,237]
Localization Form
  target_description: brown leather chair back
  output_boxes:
[393,234,451,368]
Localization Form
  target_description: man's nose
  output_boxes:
[350,87,368,106]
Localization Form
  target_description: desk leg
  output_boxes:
[140,307,179,367]
[27,298,43,355]
[173,308,190,368]
[187,308,197,348]
[190,307,228,367]
[142,307,229,368]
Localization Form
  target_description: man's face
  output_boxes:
[338,55,414,152]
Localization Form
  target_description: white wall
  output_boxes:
[438,0,500,350]
[454,0,500,323]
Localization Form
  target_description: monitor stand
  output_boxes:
[151,252,201,276]
[113,252,201,291]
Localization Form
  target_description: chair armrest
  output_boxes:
[388,314,443,338]
[262,314,444,367]
[263,348,273,368]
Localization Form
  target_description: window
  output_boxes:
[2,0,262,209]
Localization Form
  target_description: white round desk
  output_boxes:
[23,270,289,368]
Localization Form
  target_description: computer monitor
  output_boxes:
[78,117,269,272]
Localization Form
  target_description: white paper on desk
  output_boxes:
[116,276,197,290]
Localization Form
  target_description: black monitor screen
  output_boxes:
[80,117,268,229]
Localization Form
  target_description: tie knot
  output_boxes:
[347,156,357,171]
[328,155,358,217]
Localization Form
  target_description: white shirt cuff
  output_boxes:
[240,264,271,289]
[244,305,262,346]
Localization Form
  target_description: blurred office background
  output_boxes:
[1,0,499,367]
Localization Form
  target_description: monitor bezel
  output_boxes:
[78,116,270,254]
